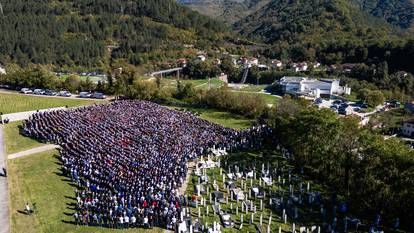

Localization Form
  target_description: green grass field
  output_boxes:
[161,78,224,90]
[170,106,254,130]
[239,92,280,106]
[3,121,44,154]
[0,93,102,114]
[239,85,269,92]
[8,150,162,233]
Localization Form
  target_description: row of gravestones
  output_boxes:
[189,153,399,233]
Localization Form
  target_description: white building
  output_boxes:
[402,120,414,137]
[278,76,351,98]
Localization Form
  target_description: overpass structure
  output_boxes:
[150,67,183,78]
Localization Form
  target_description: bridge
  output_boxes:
[150,67,183,78]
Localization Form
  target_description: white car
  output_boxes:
[20,88,32,94]
[33,89,45,95]
[79,92,92,98]
[58,91,72,97]
[92,92,106,99]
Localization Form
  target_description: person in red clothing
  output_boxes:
[143,200,148,208]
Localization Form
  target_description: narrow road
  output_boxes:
[7,144,60,160]
[0,125,10,233]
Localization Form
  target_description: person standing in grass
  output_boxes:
[25,203,31,215]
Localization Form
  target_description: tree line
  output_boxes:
[0,0,226,69]
[267,97,414,230]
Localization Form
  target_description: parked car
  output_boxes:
[92,92,106,99]
[338,107,351,115]
[58,91,72,97]
[44,89,57,96]
[20,88,32,94]
[79,92,92,98]
[340,103,349,108]
[33,89,45,95]
[333,100,342,105]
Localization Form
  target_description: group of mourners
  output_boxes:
[23,100,269,230]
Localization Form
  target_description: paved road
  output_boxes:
[8,144,60,160]
[1,107,66,123]
[0,125,10,233]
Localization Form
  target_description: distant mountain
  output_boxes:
[0,0,226,69]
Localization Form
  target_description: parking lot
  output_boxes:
[2,87,108,100]
[315,98,389,119]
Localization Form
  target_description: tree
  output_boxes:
[64,75,81,92]
[358,89,385,107]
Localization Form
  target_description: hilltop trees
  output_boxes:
[0,0,226,69]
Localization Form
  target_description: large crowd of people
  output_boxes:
[23,100,269,229]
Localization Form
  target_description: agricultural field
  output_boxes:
[0,93,102,114]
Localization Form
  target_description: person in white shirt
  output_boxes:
[119,216,124,229]
[131,215,136,227]
[143,216,149,228]
[124,215,129,228]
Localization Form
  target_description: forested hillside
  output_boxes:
[177,0,270,23]
[0,0,226,69]
[353,0,414,30]
[229,0,414,74]
[235,0,395,44]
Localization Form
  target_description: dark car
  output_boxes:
[44,89,57,96]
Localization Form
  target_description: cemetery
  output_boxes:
[181,148,394,233]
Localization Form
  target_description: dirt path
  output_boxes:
[178,161,195,195]
[0,125,10,233]
[7,144,60,160]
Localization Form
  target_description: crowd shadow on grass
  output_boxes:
[17,124,46,144]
